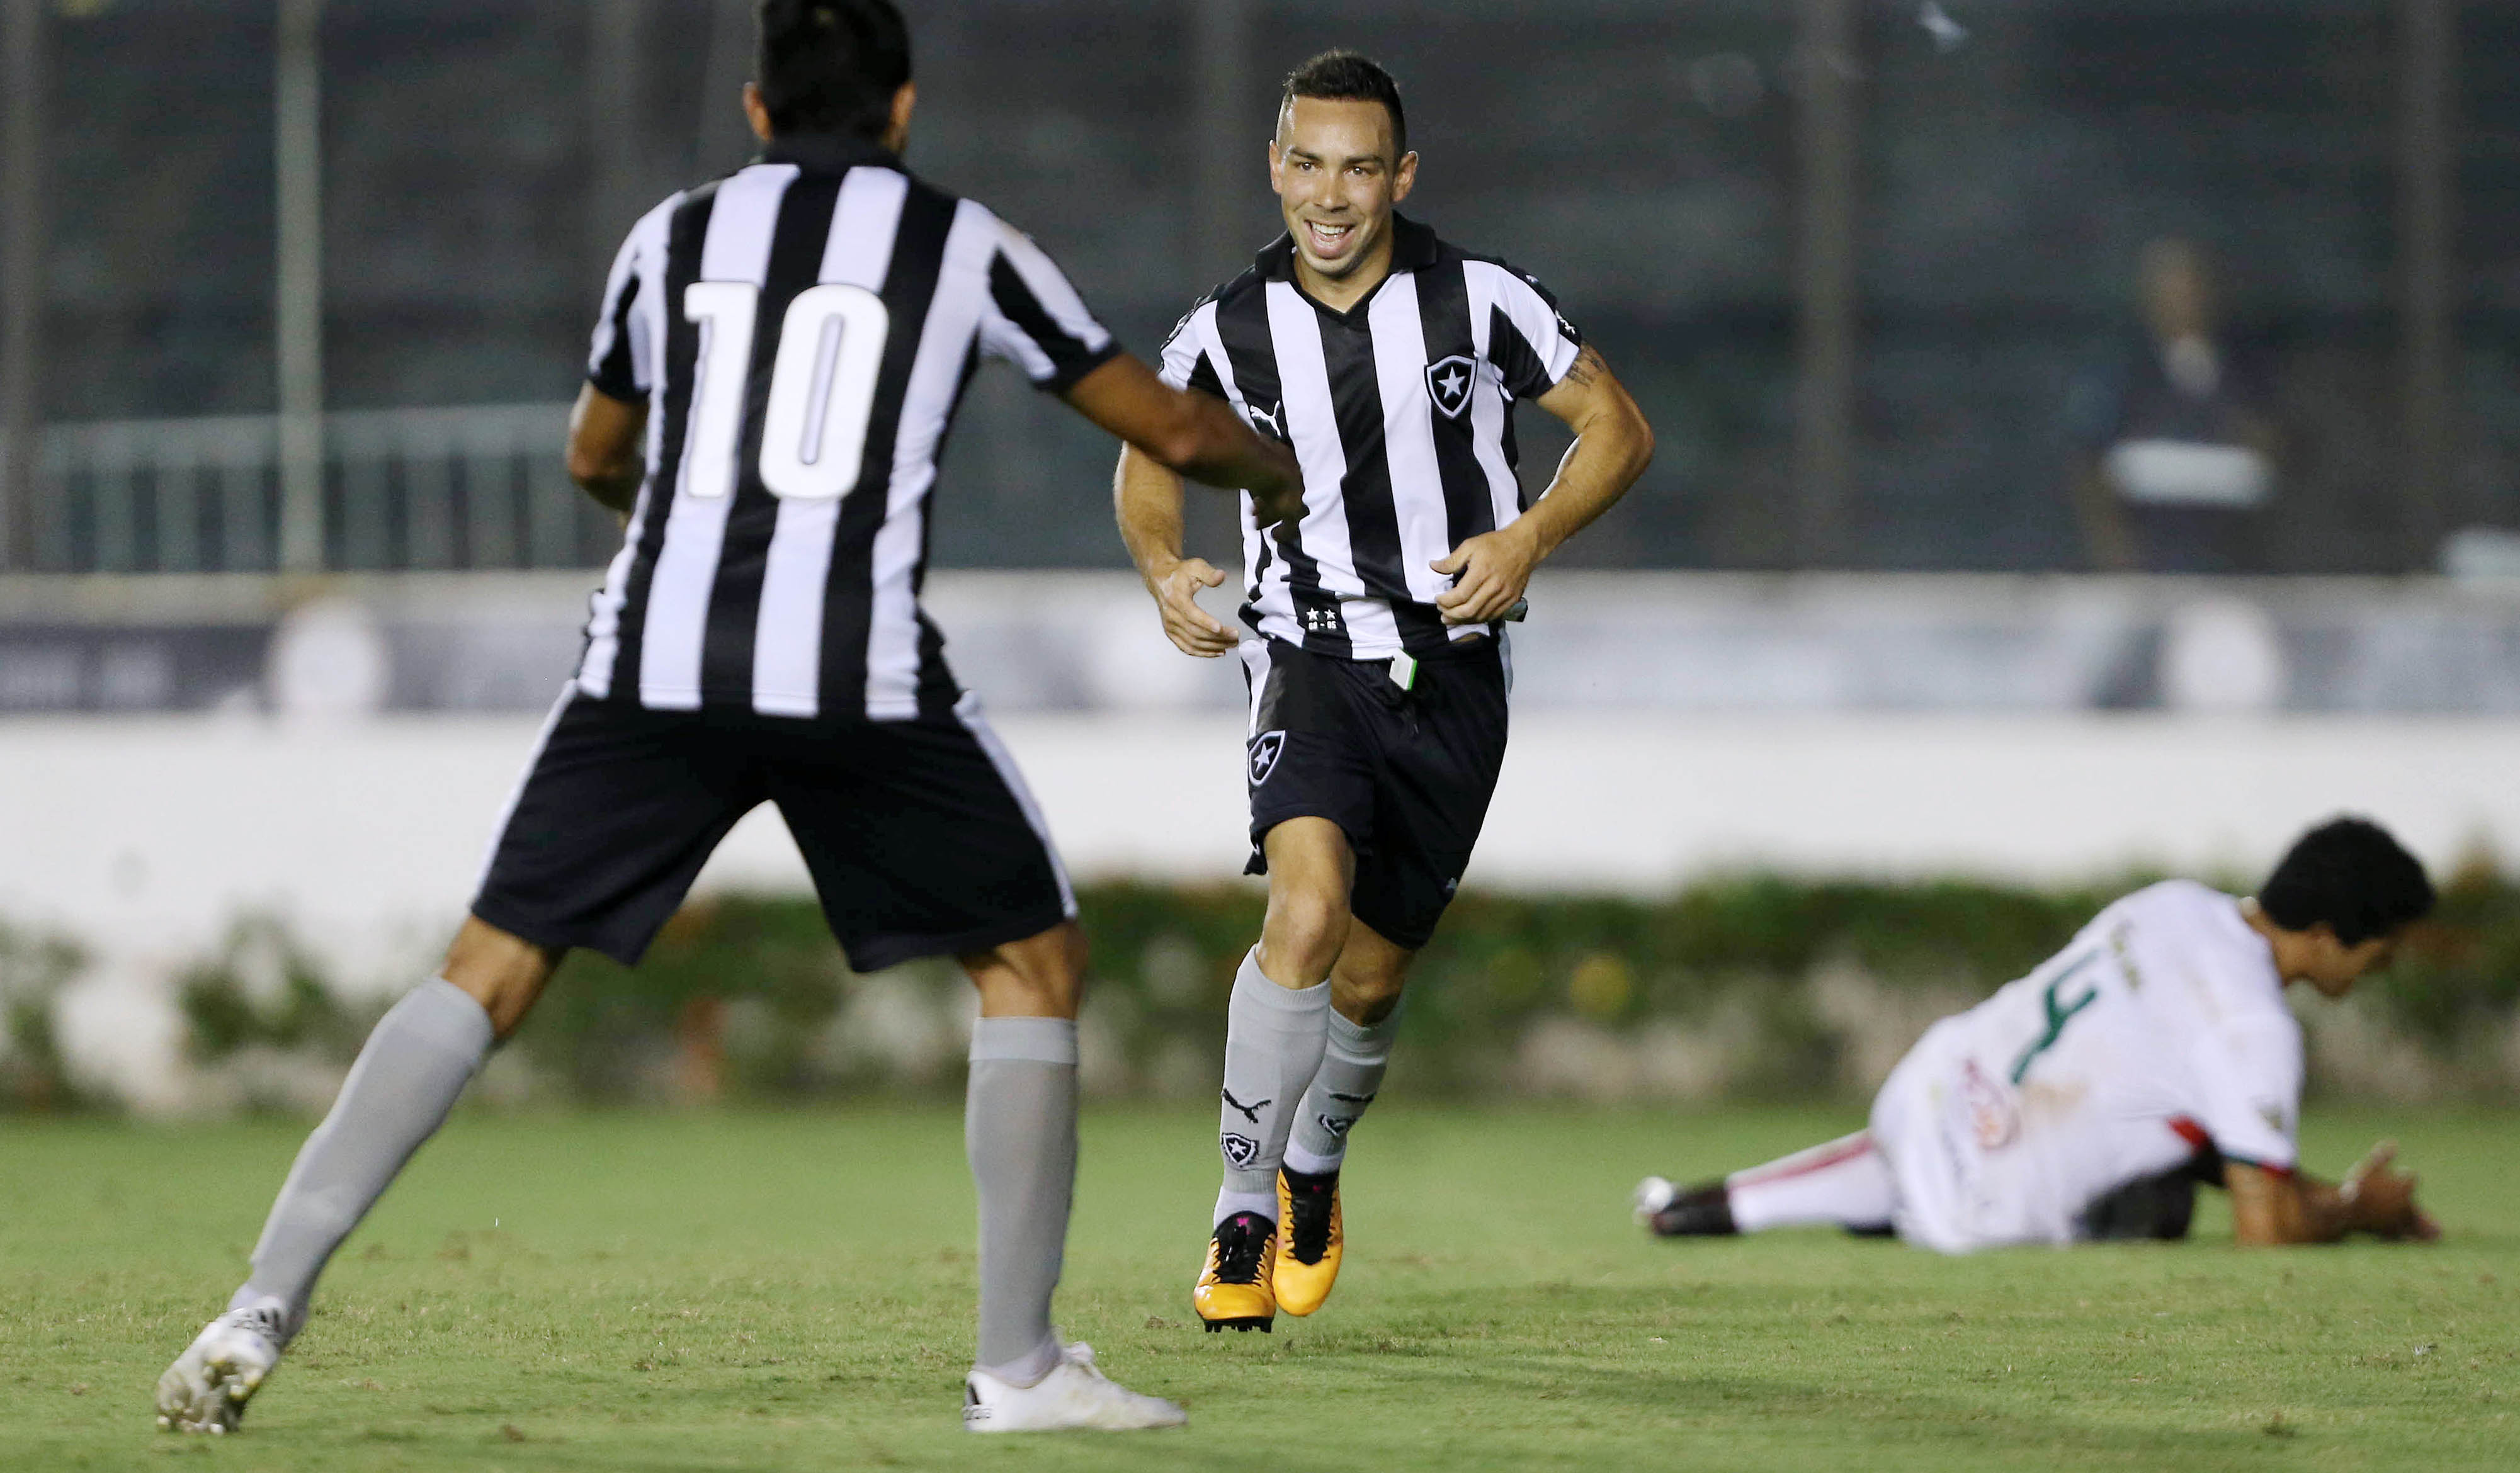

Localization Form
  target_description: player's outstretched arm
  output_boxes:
[565,382,648,514]
[1114,443,1237,659]
[2226,1143,2439,1246]
[1432,344,1654,625]
[1064,353,1302,518]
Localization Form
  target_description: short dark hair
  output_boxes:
[1281,50,1407,157]
[2258,816,2434,946]
[754,0,911,140]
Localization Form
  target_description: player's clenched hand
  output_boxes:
[1432,524,1540,626]
[2346,1141,2436,1241]
[1246,470,1306,533]
[1148,556,1237,658]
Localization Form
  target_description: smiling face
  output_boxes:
[1269,95,1418,299]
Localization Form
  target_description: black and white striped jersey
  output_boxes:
[1157,215,1583,660]
[576,133,1118,720]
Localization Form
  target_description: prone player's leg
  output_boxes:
[1637,1132,1899,1238]
[156,692,760,1435]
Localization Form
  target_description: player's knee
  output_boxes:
[964,920,1086,1019]
[440,917,560,1040]
[1262,888,1351,983]
[1334,968,1405,1025]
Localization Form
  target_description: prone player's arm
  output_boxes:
[1062,353,1301,517]
[1433,344,1654,625]
[565,381,647,516]
[2225,1143,2439,1246]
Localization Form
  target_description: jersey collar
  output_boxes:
[758,132,904,176]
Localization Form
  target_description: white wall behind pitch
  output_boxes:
[4,710,2514,983]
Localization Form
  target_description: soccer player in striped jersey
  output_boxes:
[156,0,1297,1437]
[1113,52,1655,1331]
[1638,818,2442,1252]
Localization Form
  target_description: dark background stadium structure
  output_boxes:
[2,0,2516,575]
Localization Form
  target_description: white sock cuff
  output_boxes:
[975,1329,1064,1389]
[969,1016,1079,1066]
[1232,950,1330,1014]
[393,978,495,1060]
[1214,1187,1278,1226]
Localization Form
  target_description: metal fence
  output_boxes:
[10,404,616,573]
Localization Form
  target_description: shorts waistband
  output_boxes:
[1268,633,1499,666]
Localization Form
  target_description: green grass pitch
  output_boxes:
[8,1105,2519,1470]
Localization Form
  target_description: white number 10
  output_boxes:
[680,281,891,502]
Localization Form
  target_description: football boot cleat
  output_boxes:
[1272,1166,1343,1316]
[1193,1210,1277,1332]
[1635,1175,1738,1237]
[963,1341,1186,1432]
[155,1297,292,1434]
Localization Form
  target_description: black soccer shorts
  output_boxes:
[1237,634,1509,951]
[470,687,1074,971]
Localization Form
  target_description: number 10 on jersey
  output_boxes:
[681,281,891,502]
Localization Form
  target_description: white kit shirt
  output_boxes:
[1873,880,2303,1251]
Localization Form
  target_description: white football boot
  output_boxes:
[155,1297,292,1434]
[963,1341,1186,1432]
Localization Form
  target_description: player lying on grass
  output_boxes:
[1637,817,2441,1252]
[156,0,1299,1438]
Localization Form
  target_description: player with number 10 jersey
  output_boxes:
[154,0,1297,1439]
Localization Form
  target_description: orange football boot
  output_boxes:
[1273,1167,1343,1316]
[1193,1210,1276,1332]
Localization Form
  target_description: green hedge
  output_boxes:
[484,864,2520,1103]
[0,921,84,1110]
[22,864,2514,1110]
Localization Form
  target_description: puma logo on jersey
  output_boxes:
[1246,399,1285,439]
[1221,1085,1271,1124]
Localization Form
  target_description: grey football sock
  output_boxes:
[1214,948,1331,1224]
[1285,1003,1400,1175]
[235,978,492,1332]
[966,1016,1077,1385]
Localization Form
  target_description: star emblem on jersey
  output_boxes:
[1424,354,1477,419]
[1247,731,1286,787]
[1221,1132,1261,1168]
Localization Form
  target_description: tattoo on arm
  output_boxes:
[1562,344,1606,391]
